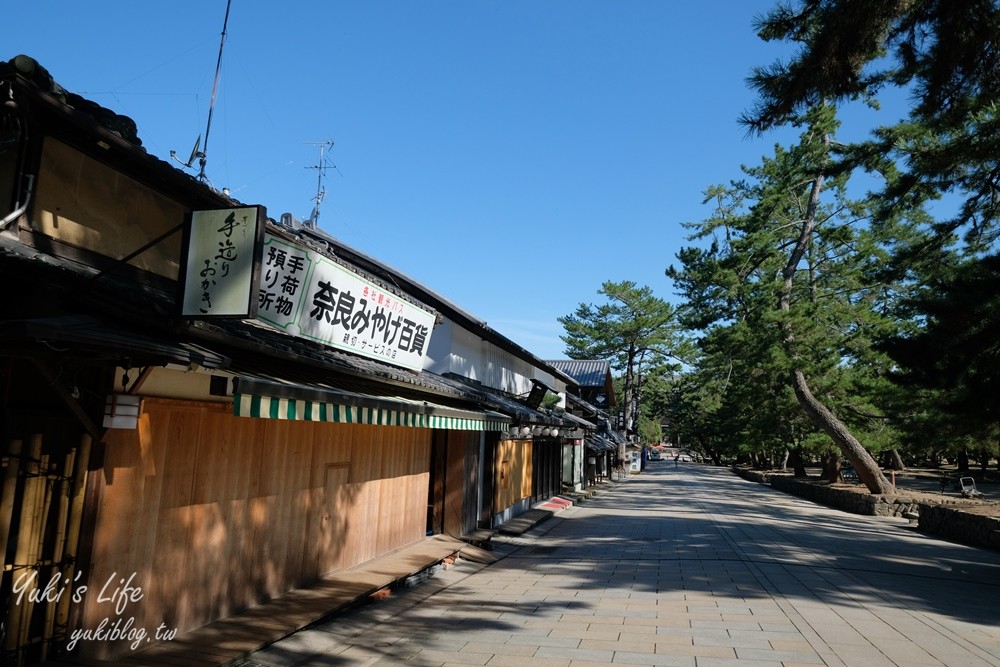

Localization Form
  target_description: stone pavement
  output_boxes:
[242,462,1000,666]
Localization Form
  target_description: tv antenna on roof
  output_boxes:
[304,140,337,229]
[170,0,232,185]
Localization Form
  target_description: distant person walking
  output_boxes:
[674,453,679,468]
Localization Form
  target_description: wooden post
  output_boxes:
[4,436,42,654]
[36,453,53,559]
[41,449,75,661]
[22,443,51,652]
[0,439,23,572]
[56,434,92,632]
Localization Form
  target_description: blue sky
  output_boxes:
[8,1,893,360]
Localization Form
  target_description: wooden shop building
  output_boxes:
[0,56,588,664]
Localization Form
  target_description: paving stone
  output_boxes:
[504,634,582,649]
[609,652,696,666]
[242,466,1000,667]
[734,647,827,663]
[458,641,537,657]
[549,627,622,641]
[533,646,615,662]
[410,648,491,665]
[578,638,655,653]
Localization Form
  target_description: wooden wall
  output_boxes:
[84,398,431,659]
[441,430,480,539]
[34,137,185,277]
[494,438,532,516]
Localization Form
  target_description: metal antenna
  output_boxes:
[170,0,231,184]
[199,0,232,183]
[305,140,335,229]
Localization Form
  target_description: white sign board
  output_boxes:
[256,234,436,371]
[180,207,263,317]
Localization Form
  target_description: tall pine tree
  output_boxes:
[669,106,904,493]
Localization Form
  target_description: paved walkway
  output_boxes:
[243,463,1000,666]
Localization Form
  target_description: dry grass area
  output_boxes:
[834,468,1000,516]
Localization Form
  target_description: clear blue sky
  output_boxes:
[9,1,867,360]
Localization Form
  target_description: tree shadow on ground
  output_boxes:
[249,464,1000,666]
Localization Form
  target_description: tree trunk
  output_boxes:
[777,136,895,496]
[700,438,722,466]
[820,450,840,482]
[787,447,808,477]
[623,347,637,437]
[790,370,894,493]
[957,448,970,472]
[882,449,905,470]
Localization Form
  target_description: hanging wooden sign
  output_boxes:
[179,206,265,318]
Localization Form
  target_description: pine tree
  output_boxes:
[742,0,1000,453]
[669,106,903,493]
[558,281,686,442]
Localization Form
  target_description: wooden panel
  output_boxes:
[84,399,435,660]
[150,405,206,632]
[341,424,378,568]
[494,438,533,514]
[375,426,430,557]
[35,138,185,276]
[443,431,475,538]
[462,433,482,533]
[253,419,306,598]
[308,463,351,576]
[428,431,447,535]
[519,440,534,500]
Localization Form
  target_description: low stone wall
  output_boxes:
[731,467,919,517]
[918,503,1000,551]
[732,466,999,552]
[733,468,772,485]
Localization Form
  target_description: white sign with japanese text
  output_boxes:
[256,234,436,371]
[180,207,263,317]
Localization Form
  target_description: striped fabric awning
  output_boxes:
[232,377,509,431]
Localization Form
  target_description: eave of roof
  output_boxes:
[3,55,576,394]
[545,359,612,388]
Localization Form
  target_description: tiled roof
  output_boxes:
[565,392,606,419]
[544,360,611,388]
[3,55,143,146]
[436,374,578,428]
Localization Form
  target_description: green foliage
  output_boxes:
[540,391,562,413]
[738,0,1000,460]
[881,253,1000,443]
[666,105,910,465]
[638,415,662,446]
[558,280,688,436]
[559,280,687,368]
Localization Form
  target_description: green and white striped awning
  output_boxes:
[232,377,509,432]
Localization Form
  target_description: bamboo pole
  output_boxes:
[36,453,53,559]
[56,434,92,632]
[4,436,42,654]
[0,439,23,572]
[20,442,51,651]
[41,448,75,661]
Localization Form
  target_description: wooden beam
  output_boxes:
[30,360,103,440]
